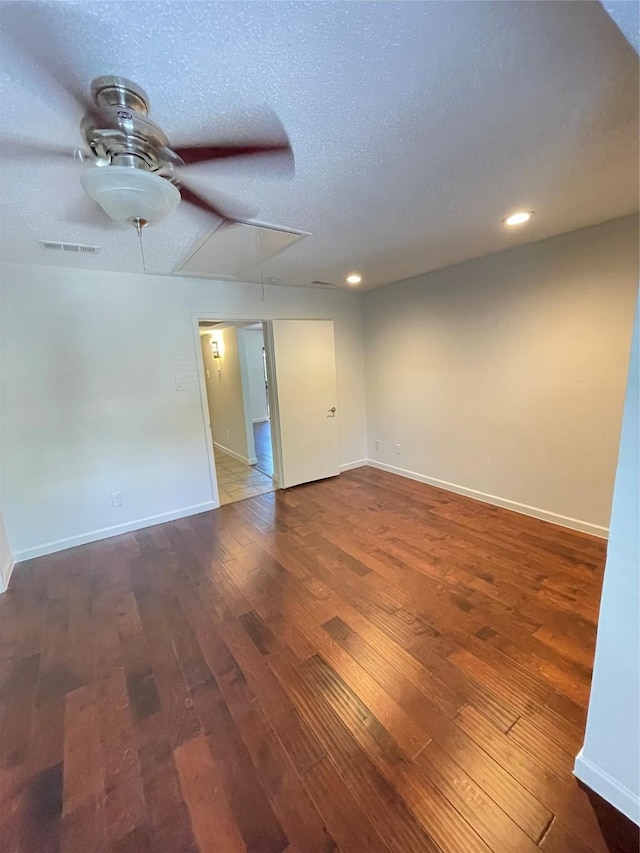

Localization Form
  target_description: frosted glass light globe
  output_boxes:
[80,165,181,226]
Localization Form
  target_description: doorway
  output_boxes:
[198,320,278,506]
[196,317,341,507]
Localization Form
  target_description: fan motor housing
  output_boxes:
[81,76,173,173]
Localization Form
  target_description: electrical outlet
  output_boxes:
[175,377,185,391]
[395,444,402,454]
[226,429,230,439]
[111,492,122,507]
[374,440,381,451]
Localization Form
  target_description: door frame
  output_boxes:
[261,320,285,487]
[192,313,284,508]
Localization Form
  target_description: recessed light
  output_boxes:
[503,211,533,226]
[346,273,362,285]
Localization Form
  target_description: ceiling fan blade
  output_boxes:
[170,140,293,170]
[0,2,106,121]
[166,107,294,174]
[179,180,253,223]
[0,136,78,162]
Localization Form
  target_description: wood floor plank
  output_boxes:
[20,761,64,853]
[136,739,198,852]
[129,555,202,747]
[1,465,630,853]
[190,675,289,853]
[0,652,41,800]
[98,669,148,845]
[319,614,555,840]
[520,704,585,755]
[28,637,80,802]
[302,653,493,853]
[323,614,464,721]
[302,756,390,853]
[173,733,246,853]
[415,740,541,853]
[218,613,327,775]
[213,644,338,853]
[507,715,577,779]
[174,575,327,778]
[269,645,441,853]
[280,597,432,758]
[61,682,107,851]
[115,591,143,640]
[540,818,606,853]
[532,625,597,669]
[455,703,613,852]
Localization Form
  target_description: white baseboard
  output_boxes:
[252,417,269,424]
[10,460,608,564]
[213,442,257,466]
[12,501,217,562]
[366,459,609,538]
[574,749,640,826]
[0,554,15,593]
[340,459,368,472]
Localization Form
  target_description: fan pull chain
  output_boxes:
[133,218,147,272]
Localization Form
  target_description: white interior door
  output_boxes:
[270,319,340,488]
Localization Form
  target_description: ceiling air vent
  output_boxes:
[39,241,100,254]
[311,280,339,287]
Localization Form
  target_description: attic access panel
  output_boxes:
[176,221,308,279]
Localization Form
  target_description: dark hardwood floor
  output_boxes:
[0,466,635,852]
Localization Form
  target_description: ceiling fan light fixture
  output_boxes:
[80,165,180,227]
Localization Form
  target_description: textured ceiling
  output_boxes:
[0,0,638,289]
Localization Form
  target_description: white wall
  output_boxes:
[0,511,14,592]
[575,296,639,824]
[2,218,635,559]
[364,215,639,534]
[201,328,255,464]
[0,263,367,559]
[242,327,269,422]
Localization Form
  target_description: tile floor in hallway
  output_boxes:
[214,446,275,505]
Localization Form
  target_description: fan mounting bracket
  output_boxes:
[91,76,150,115]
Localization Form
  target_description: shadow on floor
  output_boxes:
[579,784,640,853]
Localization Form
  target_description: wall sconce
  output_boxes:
[210,339,220,358]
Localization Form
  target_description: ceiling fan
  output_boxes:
[0,12,295,235]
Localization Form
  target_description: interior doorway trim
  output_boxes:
[192,312,283,508]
